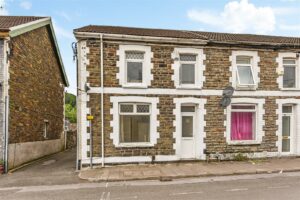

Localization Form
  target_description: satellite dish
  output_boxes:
[222,86,234,97]
[220,97,231,108]
[220,86,235,108]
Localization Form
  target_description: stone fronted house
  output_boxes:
[74,25,300,168]
[0,16,69,170]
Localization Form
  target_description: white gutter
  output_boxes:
[100,34,104,167]
[74,32,207,45]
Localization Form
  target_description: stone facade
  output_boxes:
[8,26,65,144]
[78,38,300,165]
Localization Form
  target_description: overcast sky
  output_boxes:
[1,0,300,94]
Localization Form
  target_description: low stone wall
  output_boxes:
[66,130,77,149]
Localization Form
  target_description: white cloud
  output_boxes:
[0,0,8,15]
[52,21,74,40]
[19,1,32,10]
[187,0,276,34]
[56,11,72,22]
[279,24,300,31]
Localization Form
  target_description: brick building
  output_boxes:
[74,25,300,168]
[0,16,69,170]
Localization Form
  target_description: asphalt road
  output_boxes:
[0,149,300,200]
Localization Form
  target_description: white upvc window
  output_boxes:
[172,48,205,89]
[283,58,297,89]
[226,98,265,145]
[117,45,153,88]
[236,56,255,87]
[179,54,197,86]
[110,96,159,147]
[276,52,300,90]
[230,51,260,90]
[119,103,151,143]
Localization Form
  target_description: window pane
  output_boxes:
[282,139,290,152]
[231,105,256,110]
[283,59,296,65]
[283,66,295,88]
[120,104,134,113]
[236,56,251,64]
[127,62,143,83]
[282,106,292,113]
[231,112,255,140]
[282,116,291,137]
[136,104,150,113]
[180,54,196,61]
[182,116,193,137]
[180,64,195,84]
[181,106,195,112]
[126,51,144,60]
[120,115,150,143]
[237,66,254,85]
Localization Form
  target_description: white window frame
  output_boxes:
[179,54,197,86]
[172,48,205,89]
[44,120,49,139]
[236,56,256,87]
[226,98,265,145]
[124,51,145,85]
[110,96,159,147]
[117,45,153,88]
[276,53,300,90]
[230,51,260,90]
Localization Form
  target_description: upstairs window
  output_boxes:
[179,54,196,85]
[125,51,144,84]
[236,56,255,87]
[283,58,296,88]
[119,103,150,143]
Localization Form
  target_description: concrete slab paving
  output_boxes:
[79,157,300,182]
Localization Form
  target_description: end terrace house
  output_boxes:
[0,16,69,171]
[74,25,300,168]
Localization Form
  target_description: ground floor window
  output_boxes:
[230,105,256,141]
[119,103,150,143]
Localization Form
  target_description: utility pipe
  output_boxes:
[100,34,104,167]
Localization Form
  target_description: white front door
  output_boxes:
[281,105,294,154]
[180,106,196,159]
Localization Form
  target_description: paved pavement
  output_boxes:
[79,157,300,182]
[0,148,85,187]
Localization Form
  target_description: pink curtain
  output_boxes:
[231,112,253,140]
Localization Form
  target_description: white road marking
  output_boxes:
[100,192,105,200]
[226,188,248,192]
[170,191,203,196]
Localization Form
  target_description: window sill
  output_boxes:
[176,85,202,90]
[227,140,261,145]
[280,88,300,91]
[122,85,148,89]
[116,142,154,148]
[235,87,257,91]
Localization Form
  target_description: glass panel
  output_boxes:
[181,106,195,112]
[231,105,256,110]
[120,104,134,113]
[127,62,143,83]
[182,116,193,137]
[180,64,195,84]
[120,115,150,143]
[283,59,296,65]
[180,54,196,61]
[231,112,255,140]
[236,56,251,64]
[282,139,290,152]
[282,116,291,137]
[283,66,296,88]
[125,51,144,60]
[136,104,150,113]
[237,66,254,85]
[282,106,293,113]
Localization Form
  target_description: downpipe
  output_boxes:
[100,33,104,167]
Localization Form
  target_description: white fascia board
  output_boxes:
[74,32,208,45]
[9,17,69,86]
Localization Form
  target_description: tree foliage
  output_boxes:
[65,93,76,123]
